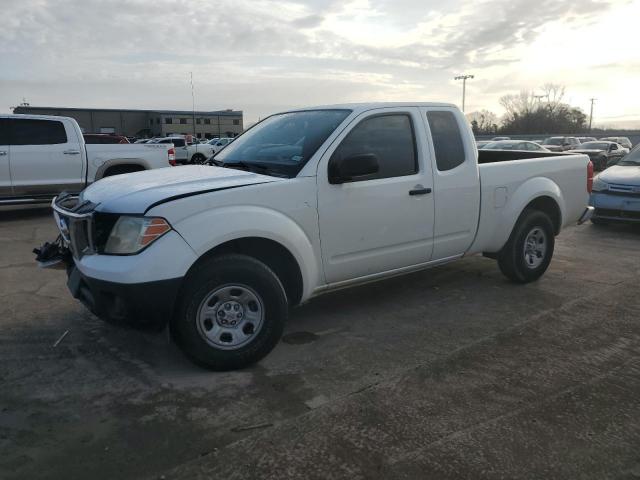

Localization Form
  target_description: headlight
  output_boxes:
[104,216,171,254]
[592,177,609,192]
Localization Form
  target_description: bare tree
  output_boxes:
[466,110,498,134]
[541,83,565,113]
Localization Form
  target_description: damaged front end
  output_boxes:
[34,192,98,270]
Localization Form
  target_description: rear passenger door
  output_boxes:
[421,107,481,260]
[0,118,11,197]
[9,118,84,196]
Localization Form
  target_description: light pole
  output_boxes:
[588,98,596,132]
[190,72,196,141]
[454,74,474,112]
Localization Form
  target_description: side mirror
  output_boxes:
[329,153,379,184]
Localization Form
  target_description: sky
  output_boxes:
[1,0,639,128]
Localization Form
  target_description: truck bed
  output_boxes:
[478,150,571,164]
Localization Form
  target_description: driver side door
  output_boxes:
[316,108,435,284]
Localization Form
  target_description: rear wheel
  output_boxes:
[171,254,288,370]
[497,209,555,283]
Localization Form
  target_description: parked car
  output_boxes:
[83,134,130,144]
[39,102,592,370]
[576,137,596,143]
[589,147,640,224]
[568,141,629,171]
[476,140,491,149]
[149,136,215,164]
[542,136,580,152]
[208,137,234,155]
[491,136,510,141]
[0,114,176,204]
[600,136,633,149]
[480,140,550,152]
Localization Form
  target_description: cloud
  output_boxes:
[0,0,636,126]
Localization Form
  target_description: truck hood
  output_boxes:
[81,165,284,214]
[599,165,640,186]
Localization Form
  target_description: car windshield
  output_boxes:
[580,142,609,150]
[214,109,352,177]
[543,138,563,145]
[619,149,640,166]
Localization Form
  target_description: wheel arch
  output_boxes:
[167,205,322,305]
[96,159,147,179]
[183,237,305,306]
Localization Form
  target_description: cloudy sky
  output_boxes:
[1,0,638,127]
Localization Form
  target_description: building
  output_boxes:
[12,106,243,139]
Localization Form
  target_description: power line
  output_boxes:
[454,74,474,112]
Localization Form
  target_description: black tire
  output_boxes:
[191,153,206,164]
[497,209,555,283]
[171,254,288,370]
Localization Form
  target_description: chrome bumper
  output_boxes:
[577,206,594,225]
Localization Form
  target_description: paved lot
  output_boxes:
[1,206,639,480]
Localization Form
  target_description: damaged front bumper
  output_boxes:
[35,194,187,329]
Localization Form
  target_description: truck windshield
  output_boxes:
[214,109,351,177]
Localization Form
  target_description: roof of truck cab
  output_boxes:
[1,113,78,122]
[286,102,458,113]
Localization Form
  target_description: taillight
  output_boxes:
[587,160,593,193]
[168,147,176,166]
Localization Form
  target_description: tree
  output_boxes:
[498,85,588,134]
[466,110,499,135]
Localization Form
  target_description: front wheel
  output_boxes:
[497,209,555,283]
[172,254,288,370]
[190,153,206,164]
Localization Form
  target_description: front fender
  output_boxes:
[172,206,321,302]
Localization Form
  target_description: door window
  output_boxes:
[9,119,68,145]
[331,114,417,182]
[427,111,465,171]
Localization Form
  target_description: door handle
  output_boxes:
[409,185,432,196]
[63,150,80,155]
[0,151,7,156]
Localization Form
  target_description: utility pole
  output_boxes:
[190,72,196,141]
[588,98,596,132]
[454,74,474,112]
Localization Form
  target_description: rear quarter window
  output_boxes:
[427,111,465,171]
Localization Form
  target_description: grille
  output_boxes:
[607,184,640,197]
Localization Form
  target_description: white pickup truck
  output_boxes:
[40,103,593,370]
[148,136,216,165]
[0,114,176,205]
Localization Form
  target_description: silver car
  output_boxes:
[589,147,640,224]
